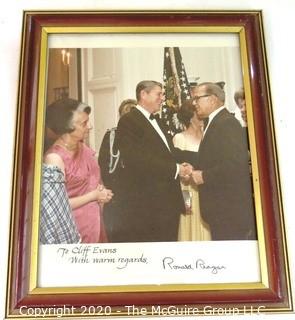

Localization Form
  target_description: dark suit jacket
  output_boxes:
[116,108,185,242]
[196,108,257,240]
[98,128,126,242]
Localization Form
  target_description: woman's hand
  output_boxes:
[69,185,113,209]
[95,185,114,203]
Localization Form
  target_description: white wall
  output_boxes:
[1,1,294,319]
[82,48,120,152]
[82,45,242,152]
[119,46,242,110]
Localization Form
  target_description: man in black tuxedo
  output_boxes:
[191,82,257,240]
[116,80,192,242]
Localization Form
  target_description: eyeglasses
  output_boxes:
[194,94,211,102]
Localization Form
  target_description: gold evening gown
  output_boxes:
[173,132,211,241]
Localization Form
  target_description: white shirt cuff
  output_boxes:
[175,164,180,179]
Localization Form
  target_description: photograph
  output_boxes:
[38,36,260,287]
[43,42,256,244]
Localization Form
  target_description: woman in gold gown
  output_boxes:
[173,99,211,241]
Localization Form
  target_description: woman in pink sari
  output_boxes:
[44,98,113,243]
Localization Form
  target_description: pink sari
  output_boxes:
[46,143,107,243]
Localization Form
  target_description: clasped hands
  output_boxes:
[179,163,204,185]
[95,184,114,203]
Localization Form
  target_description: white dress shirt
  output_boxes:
[136,105,171,151]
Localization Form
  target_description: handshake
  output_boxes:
[179,163,204,185]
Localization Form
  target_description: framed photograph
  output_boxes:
[6,10,293,318]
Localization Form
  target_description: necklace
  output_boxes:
[59,136,78,151]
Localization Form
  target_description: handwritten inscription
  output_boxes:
[162,257,226,274]
[54,245,227,275]
[117,254,147,269]
[56,245,147,269]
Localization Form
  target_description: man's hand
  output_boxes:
[179,163,193,181]
[191,170,204,185]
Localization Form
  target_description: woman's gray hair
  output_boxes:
[198,82,226,103]
[46,98,91,135]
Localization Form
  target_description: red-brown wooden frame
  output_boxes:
[6,10,293,318]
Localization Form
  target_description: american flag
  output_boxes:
[161,47,191,136]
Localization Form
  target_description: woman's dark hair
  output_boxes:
[177,98,196,128]
[46,98,91,135]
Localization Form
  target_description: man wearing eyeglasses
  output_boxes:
[191,82,257,240]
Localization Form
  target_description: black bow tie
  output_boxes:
[149,113,159,120]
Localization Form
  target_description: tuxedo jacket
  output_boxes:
[196,108,257,240]
[116,108,185,242]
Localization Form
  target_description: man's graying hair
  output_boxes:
[198,82,226,103]
[136,80,162,101]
